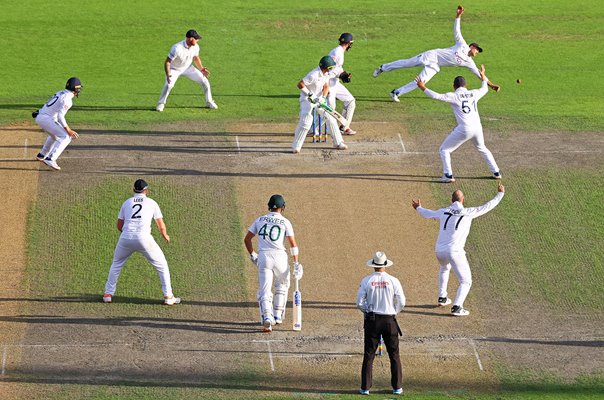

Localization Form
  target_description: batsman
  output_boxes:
[244,195,303,333]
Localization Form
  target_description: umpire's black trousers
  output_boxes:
[361,313,402,391]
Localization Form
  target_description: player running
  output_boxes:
[373,5,501,102]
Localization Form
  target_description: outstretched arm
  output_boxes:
[453,5,465,44]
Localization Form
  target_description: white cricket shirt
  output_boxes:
[417,192,504,253]
[167,40,199,72]
[248,212,294,252]
[423,80,488,131]
[118,193,163,238]
[299,67,329,99]
[356,272,405,315]
[328,46,345,86]
[37,89,74,128]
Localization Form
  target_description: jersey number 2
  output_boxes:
[131,204,143,219]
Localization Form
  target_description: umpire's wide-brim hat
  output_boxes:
[366,251,394,268]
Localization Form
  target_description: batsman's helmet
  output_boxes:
[453,76,467,89]
[319,55,336,70]
[133,179,149,193]
[268,194,285,210]
[338,32,354,44]
[65,77,83,96]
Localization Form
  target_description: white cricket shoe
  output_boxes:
[102,294,112,303]
[438,297,452,307]
[43,159,61,170]
[36,153,46,161]
[393,388,403,395]
[206,101,218,109]
[156,104,165,112]
[292,148,301,154]
[341,127,356,135]
[359,389,370,395]
[334,143,348,150]
[274,315,283,325]
[262,316,275,332]
[493,171,502,179]
[373,65,383,78]
[451,305,470,316]
[390,90,400,103]
[441,174,455,183]
[164,295,181,305]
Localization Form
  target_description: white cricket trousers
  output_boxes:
[157,65,214,106]
[104,236,174,297]
[35,115,72,161]
[327,81,356,126]
[435,250,472,308]
[381,52,440,96]
[439,125,499,176]
[292,99,345,152]
[257,250,290,321]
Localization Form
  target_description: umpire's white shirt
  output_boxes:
[417,192,504,253]
[168,40,199,72]
[119,194,163,238]
[356,272,405,315]
[248,212,294,252]
[300,67,329,99]
[423,80,488,131]
[36,89,74,128]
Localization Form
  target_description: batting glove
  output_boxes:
[293,262,304,280]
[250,251,258,266]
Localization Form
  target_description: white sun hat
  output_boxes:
[366,251,394,268]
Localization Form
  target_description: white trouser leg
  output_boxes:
[381,54,424,72]
[37,116,71,160]
[271,252,290,319]
[317,109,344,146]
[139,237,173,297]
[439,126,471,175]
[292,99,314,151]
[471,130,500,173]
[449,251,472,307]
[181,66,213,103]
[435,252,452,298]
[395,65,439,96]
[335,83,356,126]
[157,69,184,106]
[257,252,276,320]
[104,238,135,295]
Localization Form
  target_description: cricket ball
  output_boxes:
[516,79,522,84]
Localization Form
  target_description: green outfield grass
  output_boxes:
[1,0,602,131]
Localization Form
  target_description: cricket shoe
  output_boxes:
[373,65,383,77]
[43,158,61,171]
[390,90,400,102]
[441,174,455,183]
[451,305,470,316]
[164,295,181,305]
[393,388,404,395]
[359,389,370,395]
[334,143,348,150]
[292,148,301,154]
[438,297,452,307]
[493,171,502,179]
[274,315,283,325]
[156,103,165,112]
[206,101,218,109]
[341,127,356,135]
[36,153,46,161]
[102,294,112,303]
[262,316,275,333]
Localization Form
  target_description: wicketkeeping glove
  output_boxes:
[339,71,352,83]
[293,262,304,280]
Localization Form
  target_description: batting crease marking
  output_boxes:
[468,339,484,371]
[266,341,275,372]
[397,133,407,152]
[24,138,29,159]
[2,347,7,375]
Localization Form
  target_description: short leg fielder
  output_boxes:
[327,82,356,127]
[436,250,472,308]
[36,116,72,161]
[157,66,215,108]
[439,126,499,176]
[104,237,175,298]
[292,102,345,152]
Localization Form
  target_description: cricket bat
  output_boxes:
[318,102,349,129]
[292,277,302,331]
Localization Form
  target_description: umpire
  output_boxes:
[356,251,405,395]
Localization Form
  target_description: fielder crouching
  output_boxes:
[292,56,348,154]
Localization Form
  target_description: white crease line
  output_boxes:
[2,347,7,375]
[235,135,241,155]
[267,341,275,372]
[24,138,29,159]
[468,339,484,371]
[397,133,407,153]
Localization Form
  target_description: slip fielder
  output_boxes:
[373,5,500,102]
[327,33,357,135]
